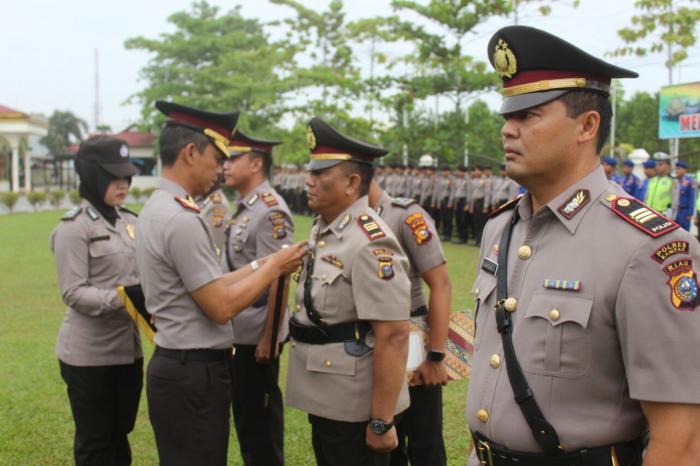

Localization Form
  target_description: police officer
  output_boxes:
[451,165,469,244]
[467,25,700,466]
[197,180,232,258]
[492,163,520,208]
[136,101,306,466]
[673,160,696,231]
[222,129,293,466]
[286,118,411,466]
[636,159,656,202]
[468,166,489,246]
[51,136,142,466]
[431,166,451,239]
[602,156,621,182]
[368,176,452,466]
[619,159,640,198]
[419,165,435,216]
[645,152,676,217]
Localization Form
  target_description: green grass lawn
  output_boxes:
[0,207,479,465]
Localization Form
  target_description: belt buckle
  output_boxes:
[477,440,494,466]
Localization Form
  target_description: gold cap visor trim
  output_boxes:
[502,78,609,97]
[310,153,353,161]
[204,128,232,158]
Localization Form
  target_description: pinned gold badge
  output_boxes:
[306,126,317,150]
[126,224,135,240]
[493,39,517,79]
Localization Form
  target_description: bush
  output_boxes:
[142,187,155,198]
[26,191,47,211]
[0,192,20,213]
[49,190,65,208]
[68,189,81,206]
[130,186,142,202]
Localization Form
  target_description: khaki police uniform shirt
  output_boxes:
[466,166,700,464]
[420,174,434,204]
[468,177,491,208]
[226,180,294,345]
[136,178,233,350]
[493,177,520,206]
[286,196,411,422]
[51,201,142,366]
[375,192,446,312]
[449,177,468,205]
[197,189,232,257]
[432,175,451,203]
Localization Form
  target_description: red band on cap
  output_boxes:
[504,70,609,88]
[168,112,230,139]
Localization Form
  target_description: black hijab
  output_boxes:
[75,158,130,226]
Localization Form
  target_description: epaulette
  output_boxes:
[603,194,679,238]
[85,206,100,221]
[175,196,201,213]
[118,206,139,217]
[261,192,279,207]
[61,207,82,221]
[391,197,417,209]
[357,214,386,241]
[488,195,522,219]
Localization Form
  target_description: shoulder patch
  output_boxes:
[357,214,386,241]
[175,196,201,213]
[652,241,689,264]
[261,192,279,207]
[247,193,259,206]
[118,206,139,217]
[663,258,700,311]
[61,207,82,221]
[404,212,432,245]
[85,206,100,221]
[607,196,679,238]
[391,197,417,209]
[488,195,522,219]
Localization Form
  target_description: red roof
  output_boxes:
[66,125,156,155]
[0,104,29,119]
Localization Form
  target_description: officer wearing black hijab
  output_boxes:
[51,136,143,466]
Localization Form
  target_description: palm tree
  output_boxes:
[41,110,88,156]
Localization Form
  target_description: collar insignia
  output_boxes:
[175,195,200,213]
[558,189,590,219]
[247,193,259,206]
[337,213,352,232]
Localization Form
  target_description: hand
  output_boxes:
[269,241,308,274]
[255,334,279,364]
[413,359,448,388]
[365,424,398,453]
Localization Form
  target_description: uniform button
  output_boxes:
[321,274,327,280]
[324,360,332,368]
[504,297,518,312]
[295,304,301,311]
[606,194,617,202]
[476,409,489,423]
[549,309,560,321]
[318,240,326,248]
[489,354,501,368]
[292,342,296,348]
[472,287,480,298]
[518,245,532,260]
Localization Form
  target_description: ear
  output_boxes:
[179,142,198,167]
[346,172,362,195]
[577,110,601,146]
[249,155,263,174]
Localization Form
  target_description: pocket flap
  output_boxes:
[306,343,356,376]
[313,261,344,285]
[471,273,497,302]
[88,240,119,258]
[525,293,593,328]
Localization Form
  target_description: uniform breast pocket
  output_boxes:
[471,273,497,350]
[518,293,593,378]
[306,343,356,376]
[311,263,351,319]
[89,240,120,261]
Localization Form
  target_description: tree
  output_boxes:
[125,1,292,131]
[611,0,700,84]
[41,111,88,156]
[615,91,665,154]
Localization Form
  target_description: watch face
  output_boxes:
[369,419,389,434]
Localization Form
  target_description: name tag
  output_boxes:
[481,258,498,276]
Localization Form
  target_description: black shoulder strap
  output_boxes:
[303,228,325,326]
[224,224,235,272]
[495,212,563,455]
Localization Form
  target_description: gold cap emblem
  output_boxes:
[306,126,317,150]
[493,39,517,79]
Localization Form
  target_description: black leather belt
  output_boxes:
[154,346,234,363]
[289,317,371,345]
[472,431,643,466]
[410,305,428,317]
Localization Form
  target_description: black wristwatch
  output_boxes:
[427,350,446,362]
[368,418,394,435]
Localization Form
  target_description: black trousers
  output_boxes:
[390,385,446,466]
[59,358,143,466]
[147,352,232,466]
[309,415,392,466]
[229,344,284,466]
[440,199,453,240]
[455,198,467,242]
[472,198,487,246]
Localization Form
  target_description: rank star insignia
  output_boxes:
[261,192,278,207]
[377,256,394,280]
[126,224,136,240]
[493,38,517,79]
[558,189,590,219]
[664,259,700,311]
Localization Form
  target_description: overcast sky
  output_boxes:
[2,0,698,132]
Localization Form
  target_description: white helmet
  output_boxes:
[418,154,434,167]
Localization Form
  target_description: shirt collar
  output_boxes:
[158,178,188,198]
[319,195,371,238]
[239,180,272,210]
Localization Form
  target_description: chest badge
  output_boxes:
[125,224,136,240]
[321,255,343,270]
[543,279,581,291]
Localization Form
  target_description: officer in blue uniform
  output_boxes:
[620,159,640,198]
[636,159,656,202]
[602,156,621,183]
[674,160,697,231]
